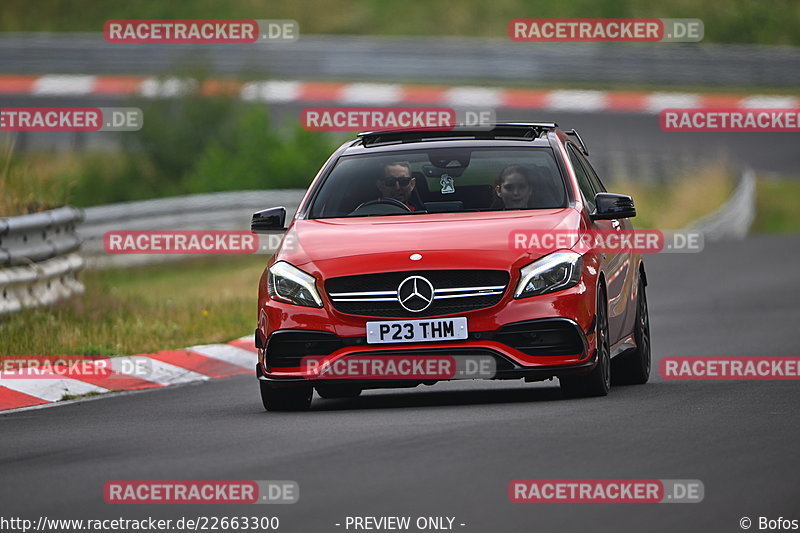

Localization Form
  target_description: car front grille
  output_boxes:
[325,270,510,318]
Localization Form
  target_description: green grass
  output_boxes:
[753,177,800,233]
[0,255,267,356]
[607,164,735,229]
[0,139,76,216]
[1,0,799,46]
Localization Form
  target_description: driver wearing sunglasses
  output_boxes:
[376,162,417,211]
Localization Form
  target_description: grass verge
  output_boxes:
[0,139,77,216]
[0,255,266,356]
[752,177,800,233]
[607,164,734,229]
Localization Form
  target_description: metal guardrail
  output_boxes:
[0,33,798,87]
[0,206,83,266]
[687,168,756,241]
[0,206,85,314]
[78,190,304,268]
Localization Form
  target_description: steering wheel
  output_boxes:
[351,198,412,215]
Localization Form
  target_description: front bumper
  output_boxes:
[257,275,598,385]
[257,317,596,385]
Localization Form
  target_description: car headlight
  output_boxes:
[514,251,583,298]
[268,261,323,307]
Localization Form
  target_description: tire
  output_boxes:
[612,277,651,385]
[560,285,611,398]
[316,385,362,399]
[260,381,312,411]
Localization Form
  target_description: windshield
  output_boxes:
[308,147,568,219]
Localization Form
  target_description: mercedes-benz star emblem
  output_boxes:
[397,276,435,312]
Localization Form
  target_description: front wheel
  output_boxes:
[260,381,312,411]
[560,286,611,398]
[612,276,651,385]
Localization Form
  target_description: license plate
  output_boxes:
[366,317,468,344]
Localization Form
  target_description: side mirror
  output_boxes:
[251,207,287,233]
[591,193,636,220]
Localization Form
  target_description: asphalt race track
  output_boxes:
[2,233,799,532]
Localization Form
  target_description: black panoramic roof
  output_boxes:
[356,122,559,147]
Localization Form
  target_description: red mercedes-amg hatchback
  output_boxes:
[252,123,650,411]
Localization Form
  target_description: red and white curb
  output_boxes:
[1,74,798,113]
[0,335,256,412]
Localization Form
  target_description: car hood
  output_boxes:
[277,209,583,276]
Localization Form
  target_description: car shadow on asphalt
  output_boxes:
[309,383,569,411]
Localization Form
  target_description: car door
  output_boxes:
[566,144,630,344]
[576,145,637,340]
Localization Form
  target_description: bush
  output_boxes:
[186,106,337,192]
[52,96,339,206]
